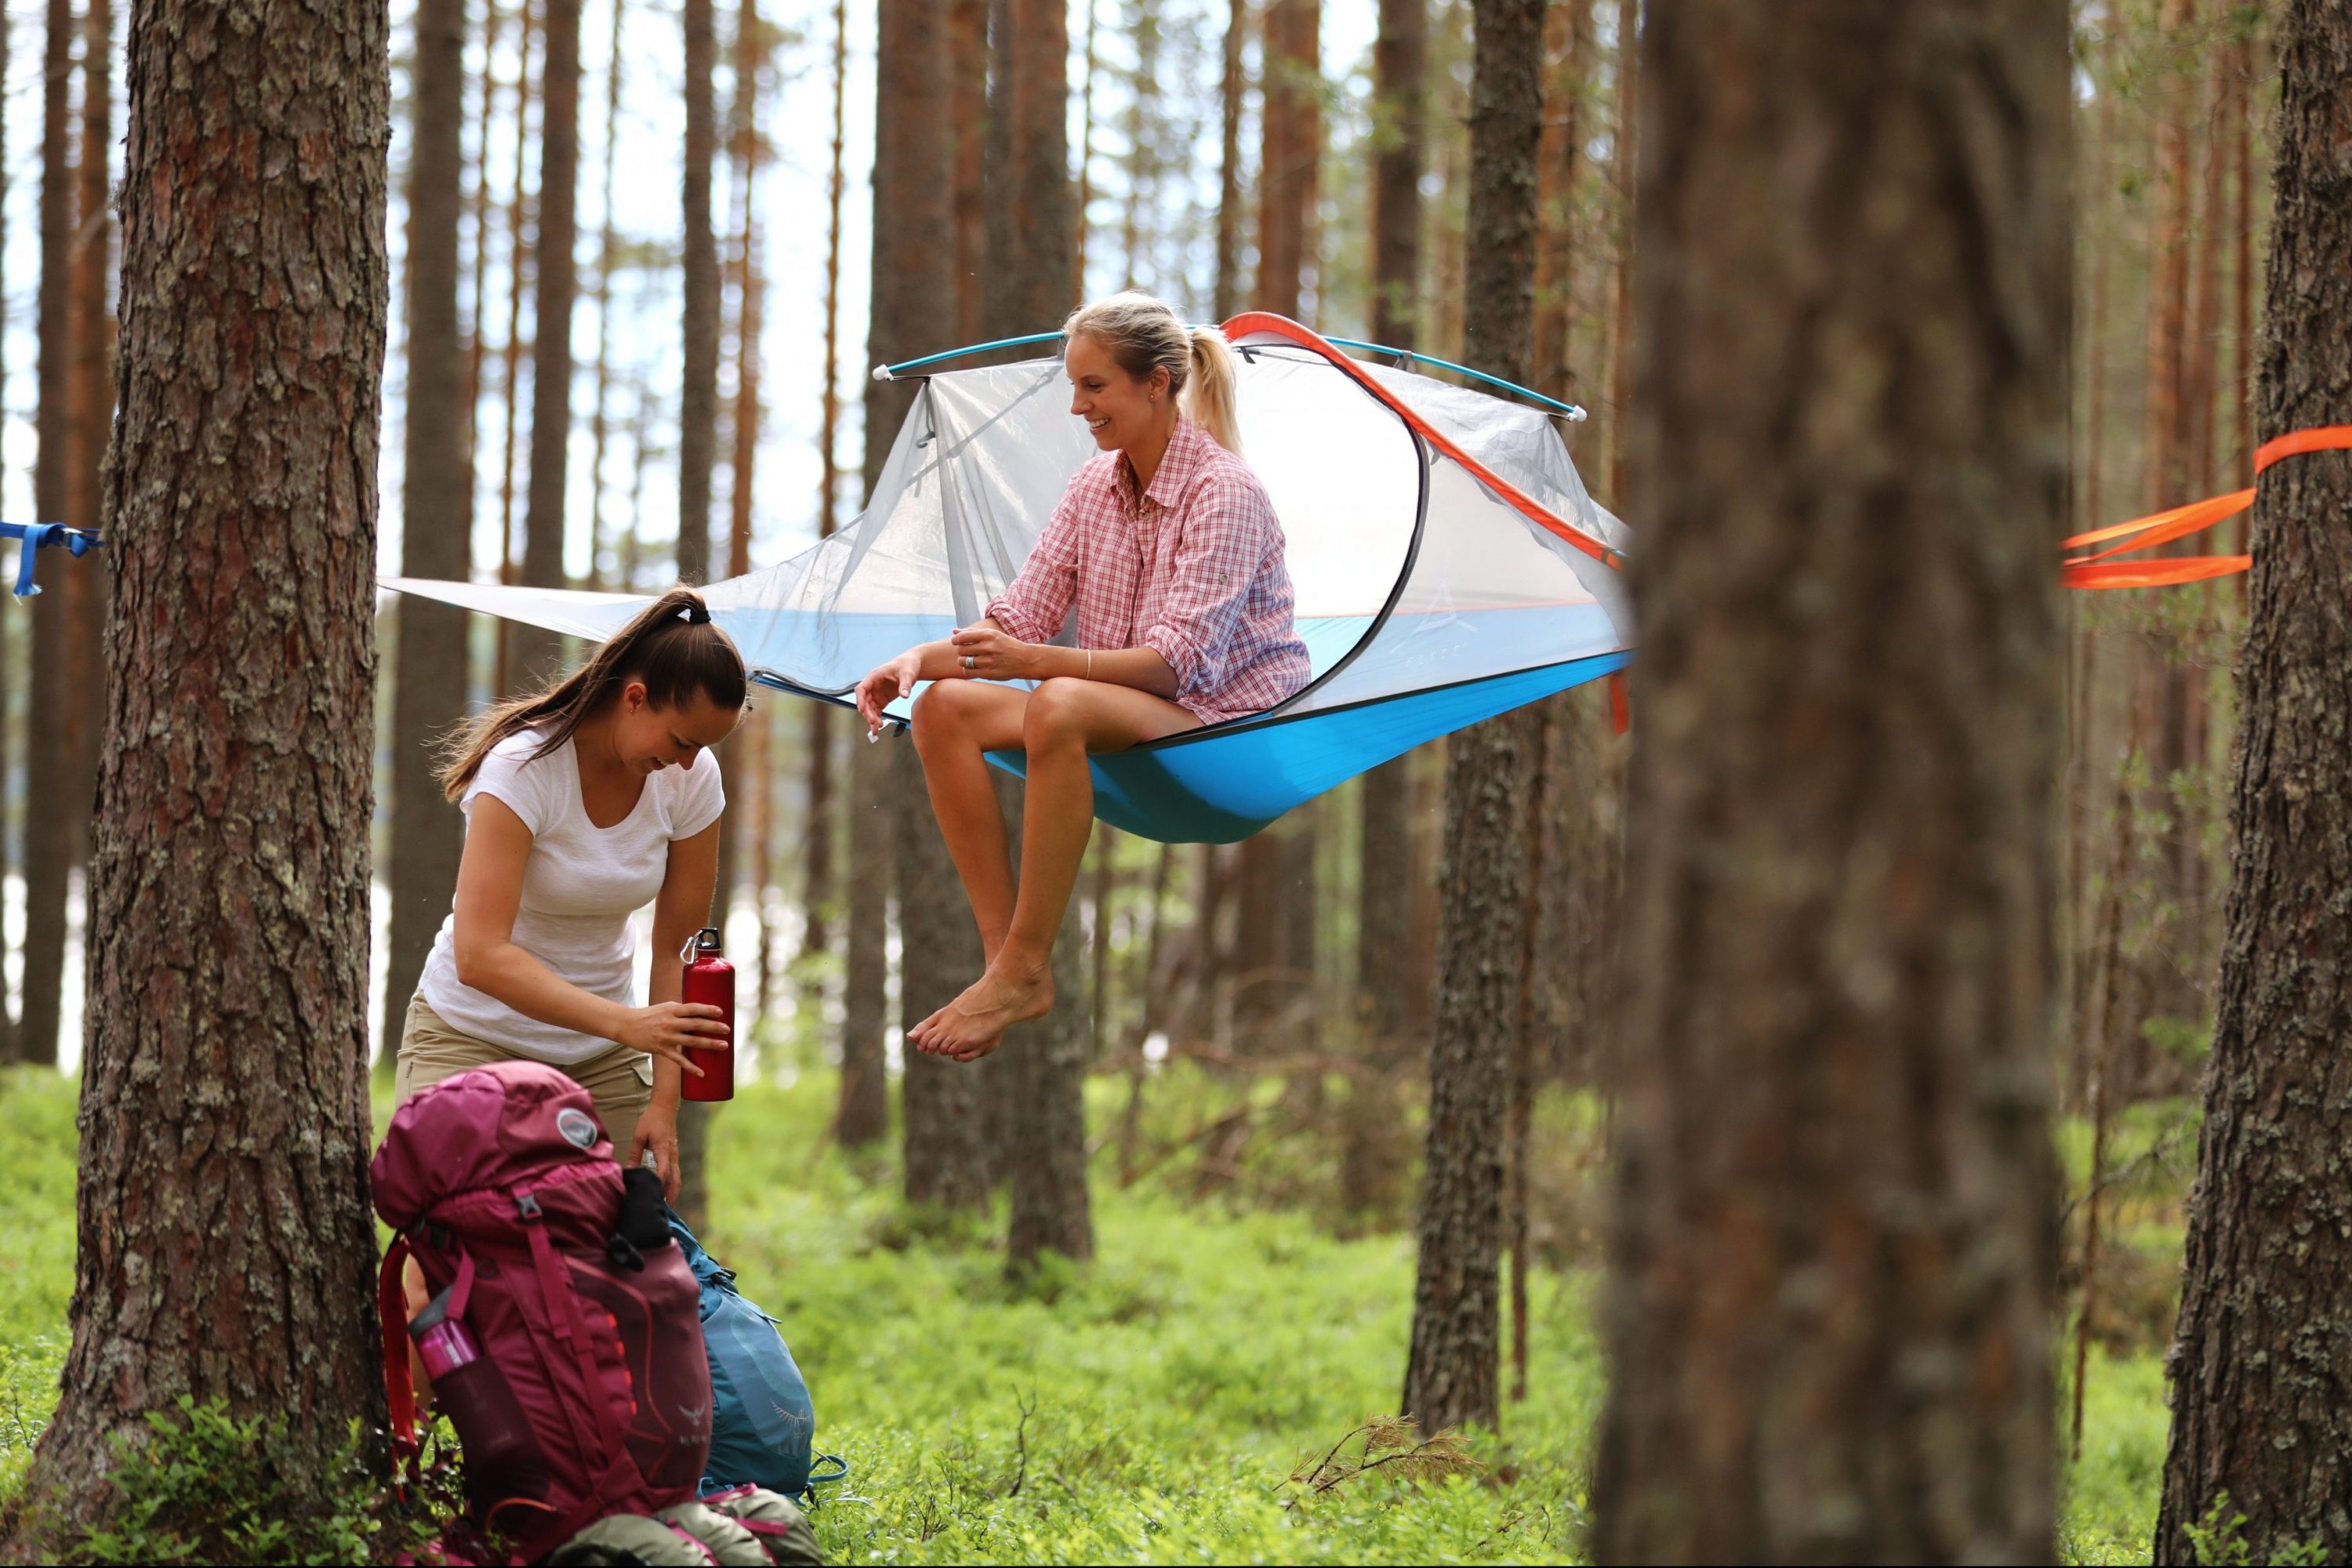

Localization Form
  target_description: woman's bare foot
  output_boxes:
[910,952,1054,1062]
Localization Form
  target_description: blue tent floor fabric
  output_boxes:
[384,314,1637,844]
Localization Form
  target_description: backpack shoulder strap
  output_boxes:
[378,1236,417,1461]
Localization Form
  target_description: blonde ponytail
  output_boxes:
[1062,291,1243,452]
[1182,327,1243,453]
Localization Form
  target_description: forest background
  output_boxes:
[0,0,2313,1561]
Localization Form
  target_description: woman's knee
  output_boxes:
[910,680,974,750]
[1022,677,1088,750]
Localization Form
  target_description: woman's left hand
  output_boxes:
[949,623,1040,680]
[628,1102,682,1202]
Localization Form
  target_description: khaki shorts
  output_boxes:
[394,993,654,1154]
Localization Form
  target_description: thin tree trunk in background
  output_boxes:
[1606,0,1635,509]
[679,0,720,586]
[1508,708,1553,1403]
[713,0,764,936]
[1531,0,1584,402]
[1090,829,1116,1059]
[517,0,583,687]
[804,0,848,969]
[585,0,626,589]
[1345,0,1424,1211]
[1594,1,2067,1557]
[1401,0,1545,1439]
[10,0,390,1525]
[21,0,81,1068]
[493,0,537,693]
[949,0,986,339]
[1256,0,1316,319]
[2229,24,2254,557]
[1074,0,1099,285]
[2071,748,2133,1462]
[383,0,475,1073]
[466,0,502,503]
[1116,0,1157,285]
[2158,3,2352,1556]
[670,0,724,1218]
[1213,0,1246,319]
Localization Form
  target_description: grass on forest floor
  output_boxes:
[0,1062,2173,1563]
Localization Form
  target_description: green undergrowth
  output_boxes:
[0,1062,2178,1563]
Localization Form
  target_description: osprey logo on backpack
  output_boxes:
[557,1107,599,1149]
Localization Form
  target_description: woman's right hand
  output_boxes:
[615,1002,726,1076]
[855,649,924,735]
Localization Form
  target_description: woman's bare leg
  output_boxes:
[909,680,1030,958]
[911,677,1197,1060]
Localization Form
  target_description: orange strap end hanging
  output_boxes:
[1609,672,1630,735]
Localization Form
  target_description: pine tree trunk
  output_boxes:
[1256,0,1316,320]
[804,0,849,968]
[21,0,79,1068]
[383,0,473,1073]
[67,0,114,911]
[1355,0,1422,1087]
[896,748,992,1206]
[492,0,535,693]
[1605,0,1635,507]
[12,0,390,1530]
[848,0,955,1152]
[1212,0,1245,319]
[0,4,13,1064]
[2157,4,2352,1557]
[584,0,623,590]
[1400,0,1545,1439]
[517,0,582,683]
[1592,2,2067,1558]
[1004,780,1093,1265]
[679,0,719,586]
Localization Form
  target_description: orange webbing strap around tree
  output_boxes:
[2063,425,2352,590]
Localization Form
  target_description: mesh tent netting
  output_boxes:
[389,317,1636,844]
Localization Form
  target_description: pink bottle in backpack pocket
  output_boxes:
[680,926,734,1102]
[409,1287,549,1511]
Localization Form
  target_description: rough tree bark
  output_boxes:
[1398,0,1545,1440]
[12,0,390,1536]
[383,0,473,1071]
[896,750,993,1206]
[65,0,115,938]
[1592,1,2067,1559]
[517,0,583,683]
[2157,3,2352,1559]
[20,0,80,1067]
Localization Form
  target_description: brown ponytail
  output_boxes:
[437,589,747,799]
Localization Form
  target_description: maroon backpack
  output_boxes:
[373,1062,713,1563]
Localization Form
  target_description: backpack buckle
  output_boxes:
[514,1191,543,1221]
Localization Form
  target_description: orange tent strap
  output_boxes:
[2255,425,2352,472]
[2064,491,2253,567]
[2063,489,2254,552]
[2063,555,2250,590]
[1608,672,1629,735]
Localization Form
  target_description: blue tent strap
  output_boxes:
[1315,336,1587,421]
[1,521,103,599]
[877,327,1588,422]
[876,332,1067,380]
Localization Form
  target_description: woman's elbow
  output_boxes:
[452,940,498,990]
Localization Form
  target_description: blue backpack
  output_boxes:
[666,1210,840,1500]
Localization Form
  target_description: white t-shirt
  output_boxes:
[418,728,727,1065]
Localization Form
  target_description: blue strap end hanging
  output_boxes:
[1,521,103,599]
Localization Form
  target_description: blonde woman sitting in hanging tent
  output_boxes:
[855,292,1312,1061]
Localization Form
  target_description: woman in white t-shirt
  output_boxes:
[397,588,746,1198]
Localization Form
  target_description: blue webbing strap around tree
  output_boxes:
[0,521,103,598]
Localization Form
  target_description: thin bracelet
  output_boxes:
[1085,649,1093,681]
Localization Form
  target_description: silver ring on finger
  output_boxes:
[962,655,976,670]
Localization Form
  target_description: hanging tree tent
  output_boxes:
[389,314,1635,844]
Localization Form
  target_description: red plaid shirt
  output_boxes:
[985,416,1312,726]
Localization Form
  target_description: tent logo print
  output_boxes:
[557,1108,598,1150]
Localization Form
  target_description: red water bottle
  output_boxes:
[680,926,735,1101]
